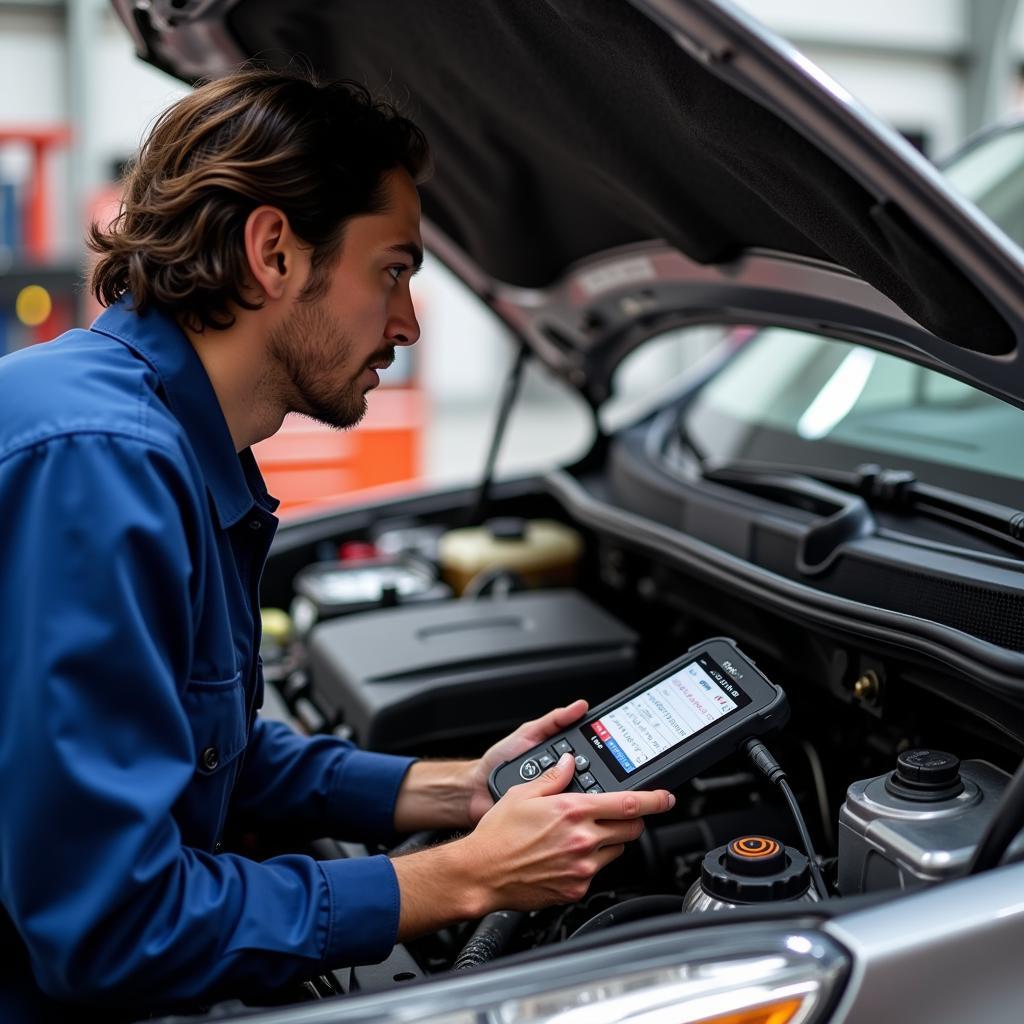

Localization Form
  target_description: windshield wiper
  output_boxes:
[700,458,1024,564]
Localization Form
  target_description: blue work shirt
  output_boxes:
[0,300,415,1019]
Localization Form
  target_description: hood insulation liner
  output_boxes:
[228,0,1012,355]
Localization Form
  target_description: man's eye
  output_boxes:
[387,265,408,282]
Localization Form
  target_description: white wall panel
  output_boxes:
[91,7,188,184]
[1009,4,1024,56]
[736,0,965,52]
[416,256,513,404]
[731,1,968,155]
[0,9,65,123]
[799,48,964,157]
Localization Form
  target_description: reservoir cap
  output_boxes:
[701,836,810,903]
[885,749,964,802]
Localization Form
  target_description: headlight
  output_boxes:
[485,927,841,1024]
[233,922,848,1024]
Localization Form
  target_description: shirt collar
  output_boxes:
[91,298,279,528]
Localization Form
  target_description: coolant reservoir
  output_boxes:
[684,836,819,912]
[438,518,582,595]
[838,749,1022,893]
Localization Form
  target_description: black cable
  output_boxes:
[798,739,833,855]
[968,754,1024,874]
[468,343,529,526]
[779,778,828,899]
[742,738,828,899]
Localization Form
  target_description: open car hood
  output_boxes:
[112,0,1024,408]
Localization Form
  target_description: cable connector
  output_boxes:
[742,736,828,900]
[743,738,786,786]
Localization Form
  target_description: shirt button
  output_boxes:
[248,519,262,531]
[201,746,219,771]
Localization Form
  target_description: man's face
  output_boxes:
[268,167,423,429]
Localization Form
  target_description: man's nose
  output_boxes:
[387,289,420,347]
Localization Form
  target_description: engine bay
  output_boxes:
[250,466,1024,1002]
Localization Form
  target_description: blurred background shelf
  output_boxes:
[0,123,79,350]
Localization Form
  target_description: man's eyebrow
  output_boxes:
[385,242,424,272]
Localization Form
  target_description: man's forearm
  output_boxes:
[392,760,476,832]
[391,841,487,940]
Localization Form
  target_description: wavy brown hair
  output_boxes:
[89,68,430,332]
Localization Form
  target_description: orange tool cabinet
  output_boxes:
[252,387,425,517]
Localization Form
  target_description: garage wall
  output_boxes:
[739,0,964,51]
[87,7,189,200]
[794,49,965,158]
[0,8,65,124]
[738,0,966,156]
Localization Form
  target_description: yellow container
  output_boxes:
[438,518,583,595]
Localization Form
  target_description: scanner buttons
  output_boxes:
[519,742,598,792]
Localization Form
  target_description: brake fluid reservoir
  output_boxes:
[838,749,1021,894]
[684,836,819,912]
[438,518,582,595]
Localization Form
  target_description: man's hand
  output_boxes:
[464,753,675,909]
[465,699,589,824]
[391,753,675,938]
[391,700,589,832]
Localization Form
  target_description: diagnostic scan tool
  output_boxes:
[489,638,788,799]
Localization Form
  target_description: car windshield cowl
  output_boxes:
[699,456,1024,562]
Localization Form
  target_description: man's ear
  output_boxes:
[243,206,303,301]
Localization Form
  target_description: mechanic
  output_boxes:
[0,69,674,1020]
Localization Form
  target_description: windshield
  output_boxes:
[682,326,1024,505]
[675,124,1024,506]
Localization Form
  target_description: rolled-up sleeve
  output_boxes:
[0,432,400,1009]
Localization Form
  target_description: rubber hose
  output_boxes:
[453,910,525,969]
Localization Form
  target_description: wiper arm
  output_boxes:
[857,463,1024,554]
[700,459,875,574]
[702,458,1024,559]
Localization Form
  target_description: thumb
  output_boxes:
[531,752,575,796]
[551,699,588,729]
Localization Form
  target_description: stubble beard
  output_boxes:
[267,301,371,430]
